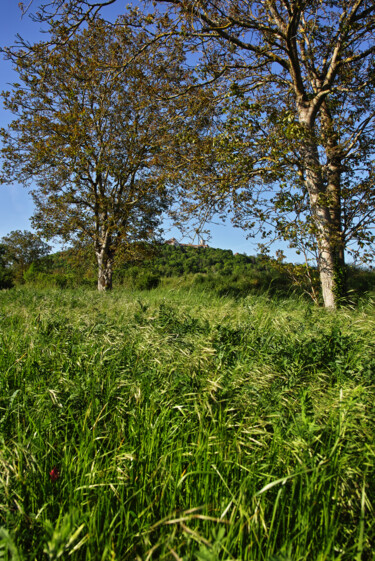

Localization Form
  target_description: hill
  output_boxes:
[17,244,296,296]
[2,242,375,302]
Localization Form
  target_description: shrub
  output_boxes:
[0,266,13,289]
[133,271,160,290]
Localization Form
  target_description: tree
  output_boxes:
[14,0,375,306]
[1,230,51,282]
[1,15,198,290]
[154,0,375,308]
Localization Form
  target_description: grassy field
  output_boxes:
[0,286,374,560]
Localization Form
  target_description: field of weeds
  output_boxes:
[0,286,374,560]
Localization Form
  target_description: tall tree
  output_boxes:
[0,14,198,290]
[155,0,375,307]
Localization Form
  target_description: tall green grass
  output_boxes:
[0,287,374,559]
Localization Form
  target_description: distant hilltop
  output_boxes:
[165,238,209,249]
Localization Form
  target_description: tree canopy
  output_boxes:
[0,229,51,282]
[1,14,210,290]
[154,0,375,307]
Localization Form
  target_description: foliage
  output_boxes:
[29,244,293,294]
[0,286,375,558]
[132,271,161,291]
[0,244,14,289]
[22,243,375,301]
[23,257,95,289]
[11,1,375,307]
[1,14,208,290]
[155,0,375,308]
[0,230,51,283]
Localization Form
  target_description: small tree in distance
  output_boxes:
[1,229,51,282]
[0,243,14,288]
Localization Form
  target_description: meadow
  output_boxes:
[0,285,374,560]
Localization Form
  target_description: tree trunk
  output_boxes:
[298,106,341,308]
[96,248,113,291]
[317,237,338,309]
[320,100,347,301]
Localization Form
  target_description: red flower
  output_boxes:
[49,467,60,482]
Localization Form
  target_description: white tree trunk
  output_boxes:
[318,243,337,308]
[96,249,113,291]
[298,105,338,308]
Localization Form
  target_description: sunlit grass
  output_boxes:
[0,286,374,559]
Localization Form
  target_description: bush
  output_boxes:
[347,266,375,298]
[0,266,13,289]
[133,271,160,290]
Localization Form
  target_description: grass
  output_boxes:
[0,286,374,560]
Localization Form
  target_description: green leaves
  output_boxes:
[43,511,88,560]
[1,15,201,290]
[0,527,23,561]
[0,230,51,285]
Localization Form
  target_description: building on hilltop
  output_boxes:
[165,238,209,249]
[165,237,180,247]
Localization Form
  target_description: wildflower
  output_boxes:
[49,467,60,482]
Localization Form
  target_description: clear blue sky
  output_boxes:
[0,0,299,260]
[0,1,41,242]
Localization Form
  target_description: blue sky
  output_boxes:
[0,0,300,259]
[0,1,41,243]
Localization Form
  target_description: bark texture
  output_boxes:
[298,104,342,308]
[96,248,113,291]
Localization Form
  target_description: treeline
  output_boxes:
[116,245,291,296]
[2,241,375,302]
